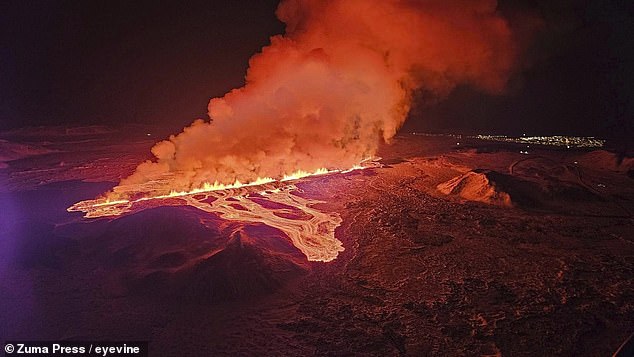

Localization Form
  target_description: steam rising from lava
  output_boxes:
[70,0,522,263]
[108,0,517,200]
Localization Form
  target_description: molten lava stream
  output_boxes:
[182,184,343,262]
[67,166,378,261]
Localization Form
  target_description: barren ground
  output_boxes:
[1,127,632,356]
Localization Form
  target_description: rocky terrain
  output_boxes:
[1,127,632,356]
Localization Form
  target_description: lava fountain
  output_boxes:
[70,0,521,262]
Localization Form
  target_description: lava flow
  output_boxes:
[68,163,374,262]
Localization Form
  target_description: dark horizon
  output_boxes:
[1,0,632,141]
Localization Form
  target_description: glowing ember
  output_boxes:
[68,163,375,262]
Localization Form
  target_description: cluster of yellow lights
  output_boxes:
[473,135,605,148]
[87,165,367,209]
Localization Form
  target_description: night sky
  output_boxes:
[1,0,632,143]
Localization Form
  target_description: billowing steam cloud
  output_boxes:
[111,0,518,199]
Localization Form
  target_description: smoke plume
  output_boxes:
[111,0,518,199]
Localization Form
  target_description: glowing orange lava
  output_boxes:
[68,163,374,262]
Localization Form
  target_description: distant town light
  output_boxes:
[472,134,604,148]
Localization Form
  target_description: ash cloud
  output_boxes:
[112,0,520,198]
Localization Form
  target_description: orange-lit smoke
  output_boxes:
[109,0,517,200]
